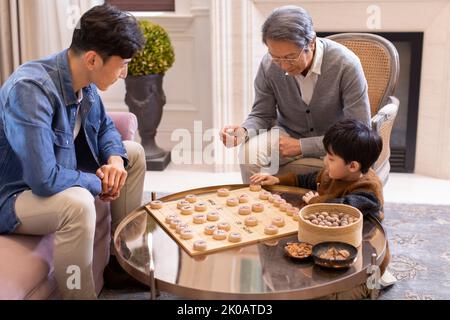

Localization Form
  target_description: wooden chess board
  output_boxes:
[144,186,302,256]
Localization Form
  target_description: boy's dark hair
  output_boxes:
[70,4,145,62]
[323,119,382,174]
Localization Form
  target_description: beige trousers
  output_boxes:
[239,128,324,183]
[13,141,146,300]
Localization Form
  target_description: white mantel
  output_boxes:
[210,0,450,178]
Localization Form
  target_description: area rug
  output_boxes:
[378,202,450,300]
[100,195,450,300]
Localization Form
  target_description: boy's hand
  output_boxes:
[302,191,319,204]
[250,173,280,186]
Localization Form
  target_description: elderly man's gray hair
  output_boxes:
[262,6,316,51]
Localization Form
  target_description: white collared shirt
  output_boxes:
[73,90,83,139]
[295,38,324,105]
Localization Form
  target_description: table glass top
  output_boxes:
[114,185,387,299]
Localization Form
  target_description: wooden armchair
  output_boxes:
[326,33,400,185]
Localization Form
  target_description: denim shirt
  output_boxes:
[0,49,128,234]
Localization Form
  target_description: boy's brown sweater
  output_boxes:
[277,168,384,220]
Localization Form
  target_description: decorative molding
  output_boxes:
[190,7,209,17]
[211,0,232,172]
[125,3,212,153]
[163,36,196,112]
[210,0,258,172]
[135,15,194,32]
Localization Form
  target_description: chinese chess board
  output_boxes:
[144,186,301,256]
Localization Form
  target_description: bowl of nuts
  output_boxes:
[297,203,363,248]
[311,241,358,269]
[284,242,313,261]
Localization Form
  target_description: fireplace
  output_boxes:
[318,32,423,173]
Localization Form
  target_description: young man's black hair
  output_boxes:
[70,3,145,62]
[323,119,382,174]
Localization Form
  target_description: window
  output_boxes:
[106,0,175,12]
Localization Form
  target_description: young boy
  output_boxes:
[251,119,384,220]
[252,119,392,299]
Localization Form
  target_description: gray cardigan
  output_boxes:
[242,38,371,158]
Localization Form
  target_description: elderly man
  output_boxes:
[220,5,370,183]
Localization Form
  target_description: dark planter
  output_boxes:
[124,74,171,170]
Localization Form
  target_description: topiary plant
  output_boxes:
[128,20,175,76]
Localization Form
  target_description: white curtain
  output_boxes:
[18,0,103,61]
[0,0,21,84]
[0,0,103,84]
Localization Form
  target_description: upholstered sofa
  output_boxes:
[0,111,138,299]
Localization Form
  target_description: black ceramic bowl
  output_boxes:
[312,242,358,269]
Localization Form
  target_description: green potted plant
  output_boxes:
[124,20,175,170]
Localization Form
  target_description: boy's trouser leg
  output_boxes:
[14,187,97,300]
[110,141,146,236]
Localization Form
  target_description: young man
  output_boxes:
[250,119,384,220]
[0,4,146,299]
[220,5,371,183]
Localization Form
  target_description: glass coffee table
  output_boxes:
[113,185,387,299]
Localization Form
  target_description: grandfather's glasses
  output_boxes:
[269,48,305,65]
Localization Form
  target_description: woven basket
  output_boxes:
[298,203,363,247]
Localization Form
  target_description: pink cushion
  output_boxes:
[0,234,54,299]
[108,112,138,141]
[0,198,112,300]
